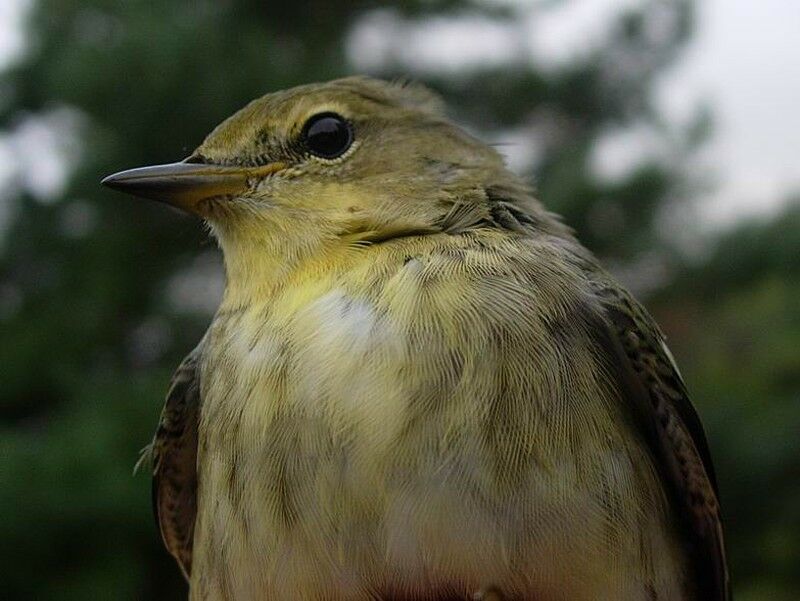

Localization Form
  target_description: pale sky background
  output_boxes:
[1,0,798,230]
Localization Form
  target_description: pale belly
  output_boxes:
[190,288,690,600]
[191,434,687,601]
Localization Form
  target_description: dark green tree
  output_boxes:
[652,200,800,601]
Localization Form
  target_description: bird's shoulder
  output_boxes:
[584,272,730,601]
[387,231,730,599]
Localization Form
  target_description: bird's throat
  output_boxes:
[213,221,354,310]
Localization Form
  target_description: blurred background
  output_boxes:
[0,0,797,599]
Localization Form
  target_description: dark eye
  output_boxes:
[301,112,353,159]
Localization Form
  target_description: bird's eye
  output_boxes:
[301,112,353,159]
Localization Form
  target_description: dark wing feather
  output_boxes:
[591,281,730,601]
[148,347,202,581]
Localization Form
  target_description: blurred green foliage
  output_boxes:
[0,1,797,599]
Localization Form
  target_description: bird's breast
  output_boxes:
[192,249,687,600]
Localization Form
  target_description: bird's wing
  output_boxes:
[590,280,730,601]
[145,347,202,581]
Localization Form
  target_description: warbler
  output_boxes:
[103,77,729,601]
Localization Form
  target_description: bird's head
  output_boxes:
[103,77,542,289]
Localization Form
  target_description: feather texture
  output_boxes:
[150,347,202,580]
[126,77,730,600]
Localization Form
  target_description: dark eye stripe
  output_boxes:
[301,112,353,159]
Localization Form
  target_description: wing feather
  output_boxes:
[590,282,730,601]
[147,347,202,580]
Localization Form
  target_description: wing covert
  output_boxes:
[590,282,730,601]
[148,347,202,580]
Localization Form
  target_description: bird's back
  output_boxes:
[191,229,692,600]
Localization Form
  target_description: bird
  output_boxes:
[102,76,729,601]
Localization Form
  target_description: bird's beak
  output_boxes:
[101,160,286,213]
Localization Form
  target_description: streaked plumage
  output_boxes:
[106,77,729,600]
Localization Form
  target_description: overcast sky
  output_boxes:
[657,0,800,223]
[1,0,798,229]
